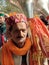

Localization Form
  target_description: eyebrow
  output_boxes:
[15,28,26,31]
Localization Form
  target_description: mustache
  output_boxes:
[17,36,23,38]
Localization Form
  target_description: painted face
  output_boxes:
[11,22,27,48]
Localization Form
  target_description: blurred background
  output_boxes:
[0,0,49,17]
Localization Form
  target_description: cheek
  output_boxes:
[11,32,15,38]
[24,31,27,36]
[13,34,17,38]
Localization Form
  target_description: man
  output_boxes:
[0,12,9,47]
[0,13,7,47]
[0,13,32,65]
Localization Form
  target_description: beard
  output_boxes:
[16,37,26,43]
[12,36,27,48]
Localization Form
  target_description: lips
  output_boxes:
[17,36,23,38]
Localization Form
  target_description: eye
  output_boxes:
[22,29,25,32]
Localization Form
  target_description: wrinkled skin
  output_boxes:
[10,22,27,48]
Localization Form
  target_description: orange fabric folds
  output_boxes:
[28,17,49,57]
[2,38,31,65]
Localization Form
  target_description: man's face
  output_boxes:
[0,16,4,23]
[11,22,27,47]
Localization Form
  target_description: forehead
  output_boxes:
[13,22,27,29]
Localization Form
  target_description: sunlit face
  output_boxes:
[0,16,4,23]
[11,22,27,48]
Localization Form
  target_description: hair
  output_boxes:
[40,15,48,26]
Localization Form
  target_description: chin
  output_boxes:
[15,37,27,43]
[19,45,24,48]
[18,39,26,43]
[17,41,24,44]
[18,43,25,48]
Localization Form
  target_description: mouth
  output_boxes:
[17,36,23,39]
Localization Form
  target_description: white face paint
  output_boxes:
[11,22,27,47]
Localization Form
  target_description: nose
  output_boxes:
[20,31,24,37]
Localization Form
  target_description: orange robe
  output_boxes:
[2,38,32,65]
